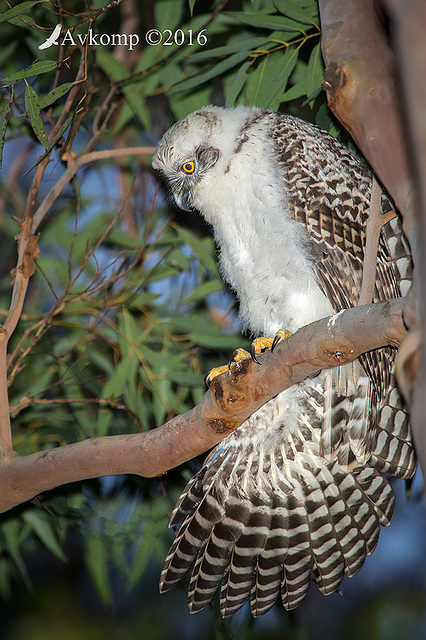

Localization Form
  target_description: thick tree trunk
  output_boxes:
[318,0,425,476]
[384,0,426,486]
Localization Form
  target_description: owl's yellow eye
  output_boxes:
[181,160,195,174]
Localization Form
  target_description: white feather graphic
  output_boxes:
[38,23,61,50]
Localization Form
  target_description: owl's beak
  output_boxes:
[172,188,193,212]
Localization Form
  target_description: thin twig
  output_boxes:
[49,50,87,144]
[358,176,397,305]
[10,394,143,427]
[31,147,156,234]
[0,331,14,460]
[3,157,50,341]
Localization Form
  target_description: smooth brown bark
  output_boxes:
[318,0,414,217]
[384,0,426,477]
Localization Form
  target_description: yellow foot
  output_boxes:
[249,337,275,364]
[250,330,292,364]
[271,329,292,351]
[204,330,292,386]
[204,348,251,387]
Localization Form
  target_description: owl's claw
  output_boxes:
[249,337,275,364]
[250,330,292,363]
[250,346,261,365]
[204,365,229,387]
[205,348,251,387]
[271,329,292,352]
[205,330,292,386]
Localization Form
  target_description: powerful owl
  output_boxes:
[152,106,416,618]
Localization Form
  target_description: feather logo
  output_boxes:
[37,24,139,51]
[38,23,61,50]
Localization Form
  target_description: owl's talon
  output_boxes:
[249,337,275,364]
[204,364,230,388]
[250,343,262,365]
[230,348,251,364]
[205,348,251,387]
[271,329,292,352]
[248,332,292,363]
[205,330,293,385]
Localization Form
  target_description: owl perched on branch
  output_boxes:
[152,106,416,618]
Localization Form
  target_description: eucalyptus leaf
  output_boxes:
[225,60,251,106]
[189,329,247,350]
[0,89,13,166]
[188,0,197,16]
[273,0,319,26]
[305,41,324,101]
[22,511,66,561]
[279,80,308,104]
[85,531,113,606]
[190,36,269,62]
[24,82,48,148]
[0,0,40,23]
[246,45,299,108]
[183,279,223,302]
[39,82,74,110]
[168,50,249,94]
[223,12,305,32]
[176,227,220,276]
[2,60,57,83]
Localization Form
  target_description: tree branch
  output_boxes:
[0,298,406,513]
[31,147,156,234]
[0,331,14,462]
[3,158,49,340]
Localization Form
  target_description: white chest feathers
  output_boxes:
[192,135,334,336]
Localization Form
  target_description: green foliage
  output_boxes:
[83,489,172,605]
[24,81,49,148]
[0,0,335,612]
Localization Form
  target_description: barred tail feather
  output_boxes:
[160,383,400,617]
[321,362,375,471]
[160,479,227,591]
[188,503,249,612]
[370,379,416,478]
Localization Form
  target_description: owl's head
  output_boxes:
[152,105,261,212]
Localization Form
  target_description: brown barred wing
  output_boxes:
[271,113,415,479]
[159,384,395,618]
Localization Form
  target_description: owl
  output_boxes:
[152,106,416,618]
